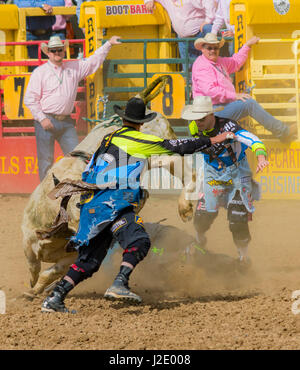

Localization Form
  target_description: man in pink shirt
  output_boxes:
[144,0,216,73]
[192,33,297,141]
[24,34,121,181]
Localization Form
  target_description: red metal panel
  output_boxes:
[0,137,63,193]
[3,127,35,134]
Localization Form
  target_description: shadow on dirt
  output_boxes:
[70,289,260,313]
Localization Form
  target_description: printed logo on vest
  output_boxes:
[111,218,127,233]
[273,0,290,15]
[240,176,251,184]
[207,179,233,186]
[79,190,94,205]
[135,215,144,227]
[223,122,236,131]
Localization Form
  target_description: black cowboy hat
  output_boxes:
[113,97,157,124]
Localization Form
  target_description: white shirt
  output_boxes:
[144,0,216,38]
[211,0,235,35]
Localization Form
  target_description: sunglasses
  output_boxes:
[204,46,220,51]
[49,48,64,53]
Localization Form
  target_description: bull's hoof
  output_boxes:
[30,279,38,289]
[23,290,38,301]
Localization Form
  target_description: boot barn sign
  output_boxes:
[105,4,152,16]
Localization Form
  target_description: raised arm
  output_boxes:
[78,36,122,80]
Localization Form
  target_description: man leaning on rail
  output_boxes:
[24,35,122,181]
[192,33,297,142]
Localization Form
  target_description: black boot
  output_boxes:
[41,279,74,313]
[104,266,142,303]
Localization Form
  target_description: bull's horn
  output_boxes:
[136,75,169,104]
[52,173,60,186]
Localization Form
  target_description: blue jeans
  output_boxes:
[228,40,235,56]
[178,24,213,74]
[52,30,66,40]
[34,115,79,181]
[214,98,289,139]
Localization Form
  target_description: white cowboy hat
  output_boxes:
[41,36,69,55]
[181,96,223,120]
[194,33,225,51]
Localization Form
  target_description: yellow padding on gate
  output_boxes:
[0,5,19,29]
[231,0,300,25]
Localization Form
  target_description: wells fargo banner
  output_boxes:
[0,139,63,193]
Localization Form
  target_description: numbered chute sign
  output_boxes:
[150,74,185,119]
[4,75,33,120]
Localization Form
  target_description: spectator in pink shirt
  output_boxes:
[192,33,297,142]
[24,35,121,181]
[52,0,73,40]
[144,0,216,74]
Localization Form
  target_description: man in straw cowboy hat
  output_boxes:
[181,95,269,269]
[14,0,65,67]
[24,35,122,181]
[191,33,297,142]
[41,97,234,312]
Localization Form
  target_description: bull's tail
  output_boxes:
[136,75,169,104]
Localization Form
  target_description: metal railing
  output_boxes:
[101,37,197,114]
[250,37,300,139]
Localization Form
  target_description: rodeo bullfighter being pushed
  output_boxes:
[41,97,234,312]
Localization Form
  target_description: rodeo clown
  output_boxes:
[41,97,234,312]
[181,96,269,269]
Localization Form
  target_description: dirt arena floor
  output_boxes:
[1,193,300,350]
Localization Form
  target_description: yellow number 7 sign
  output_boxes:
[149,73,185,119]
[4,75,33,120]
